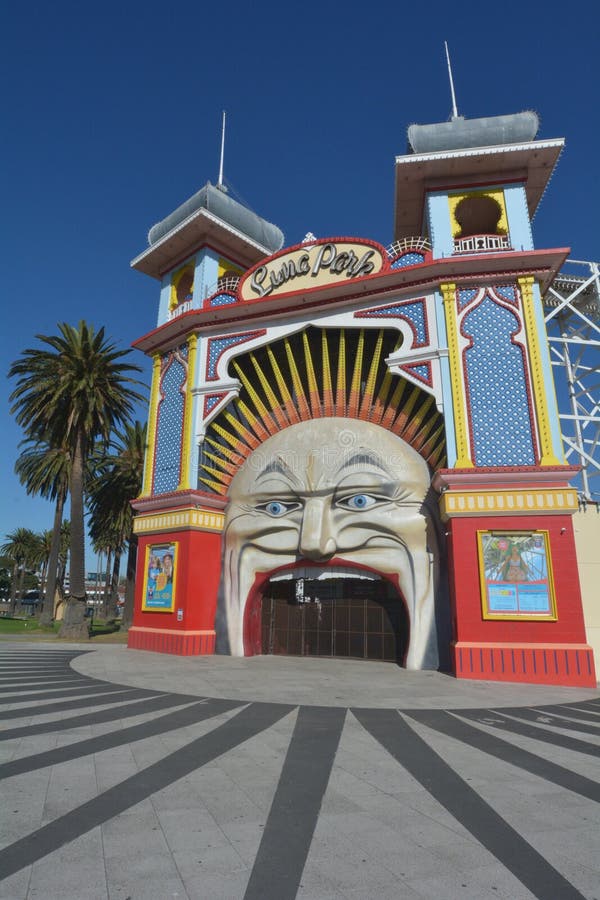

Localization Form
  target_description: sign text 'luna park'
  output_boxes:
[240,240,385,301]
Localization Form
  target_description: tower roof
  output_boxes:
[394,112,564,241]
[132,182,284,279]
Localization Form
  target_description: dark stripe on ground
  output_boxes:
[550,704,600,720]
[495,707,600,736]
[0,692,201,741]
[0,697,243,779]
[354,708,585,900]
[0,701,293,880]
[0,688,153,720]
[0,676,88,686]
[459,709,600,758]
[244,706,346,900]
[0,684,139,705]
[406,709,600,804]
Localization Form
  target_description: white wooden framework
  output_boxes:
[545,260,600,501]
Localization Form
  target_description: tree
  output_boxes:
[88,421,147,626]
[14,441,70,625]
[9,322,143,638]
[0,528,40,614]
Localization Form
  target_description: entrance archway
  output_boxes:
[260,570,408,664]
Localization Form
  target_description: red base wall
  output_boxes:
[446,514,596,687]
[128,528,221,656]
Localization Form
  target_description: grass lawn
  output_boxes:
[0,616,127,642]
[0,617,58,635]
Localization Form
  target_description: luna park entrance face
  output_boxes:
[260,571,408,663]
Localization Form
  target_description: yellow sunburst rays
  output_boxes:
[421,424,447,468]
[198,327,447,495]
[249,353,290,429]
[285,337,311,420]
[380,378,407,430]
[335,330,347,416]
[266,345,300,425]
[358,330,383,420]
[347,330,365,419]
[321,330,335,417]
[368,334,401,425]
[302,332,322,417]
[390,383,422,439]
[232,360,279,440]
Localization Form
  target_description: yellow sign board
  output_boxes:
[240,240,385,301]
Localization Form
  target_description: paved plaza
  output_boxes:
[0,642,599,899]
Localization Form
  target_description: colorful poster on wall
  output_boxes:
[141,542,177,612]
[477,531,557,620]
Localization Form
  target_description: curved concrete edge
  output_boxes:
[69,644,600,709]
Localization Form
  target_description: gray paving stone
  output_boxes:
[0,642,598,900]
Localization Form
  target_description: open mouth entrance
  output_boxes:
[260,567,408,664]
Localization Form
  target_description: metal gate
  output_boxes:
[261,576,407,663]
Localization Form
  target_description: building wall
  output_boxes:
[573,506,600,662]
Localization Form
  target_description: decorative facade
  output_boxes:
[127,113,596,687]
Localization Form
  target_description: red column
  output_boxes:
[446,514,596,687]
[128,528,222,656]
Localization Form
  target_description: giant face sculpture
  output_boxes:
[217,418,442,669]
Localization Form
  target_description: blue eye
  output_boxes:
[339,493,377,511]
[266,501,286,516]
[256,500,299,517]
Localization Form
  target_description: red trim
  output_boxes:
[205,329,266,381]
[399,361,433,387]
[238,236,391,301]
[458,287,537,466]
[452,642,596,687]
[128,627,216,656]
[354,297,430,348]
[132,248,570,356]
[152,347,188,492]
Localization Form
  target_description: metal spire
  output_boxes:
[217,110,227,191]
[444,41,460,120]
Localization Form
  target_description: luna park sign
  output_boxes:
[240,240,385,301]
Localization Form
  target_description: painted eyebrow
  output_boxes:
[255,455,302,487]
[334,450,392,478]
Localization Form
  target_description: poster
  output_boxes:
[477,531,556,620]
[141,542,177,612]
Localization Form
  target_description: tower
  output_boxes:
[396,111,594,684]
[128,183,284,654]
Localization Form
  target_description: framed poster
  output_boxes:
[141,542,178,612]
[477,531,557,620]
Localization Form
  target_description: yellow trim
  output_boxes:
[477,530,557,621]
[142,354,162,496]
[217,257,243,279]
[518,277,562,466]
[448,189,508,238]
[169,263,195,312]
[141,541,179,613]
[177,335,198,491]
[441,282,473,467]
[134,508,225,534]
[439,488,578,521]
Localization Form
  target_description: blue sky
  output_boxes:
[2,0,599,552]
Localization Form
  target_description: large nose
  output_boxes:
[299,498,336,561]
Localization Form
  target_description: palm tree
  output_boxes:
[0,528,40,613]
[9,322,144,638]
[14,441,70,625]
[88,421,147,626]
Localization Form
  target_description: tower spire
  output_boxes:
[444,41,460,120]
[217,110,227,191]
